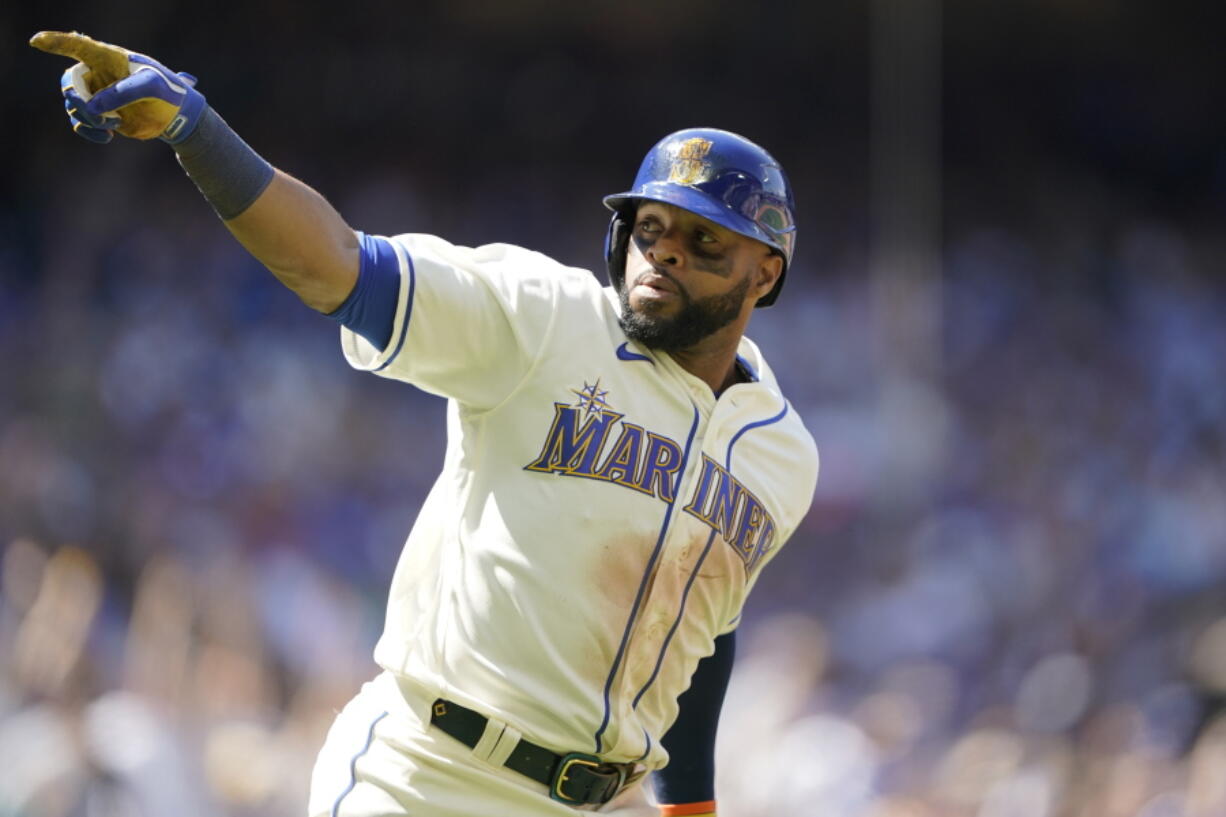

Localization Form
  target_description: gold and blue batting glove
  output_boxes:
[30,31,207,145]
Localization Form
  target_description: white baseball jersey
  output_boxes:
[339,233,819,770]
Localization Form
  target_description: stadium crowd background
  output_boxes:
[3,2,1225,815]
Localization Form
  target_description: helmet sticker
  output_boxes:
[667,137,714,186]
[755,202,796,258]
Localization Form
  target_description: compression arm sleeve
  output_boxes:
[325,232,400,349]
[652,630,736,807]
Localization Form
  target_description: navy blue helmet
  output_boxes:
[603,128,797,307]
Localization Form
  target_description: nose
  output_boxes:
[644,225,684,268]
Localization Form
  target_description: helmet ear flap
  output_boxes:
[604,211,633,293]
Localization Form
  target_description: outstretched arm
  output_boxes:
[220,167,359,313]
[31,31,358,313]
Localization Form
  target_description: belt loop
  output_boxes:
[472,717,508,763]
[487,723,523,768]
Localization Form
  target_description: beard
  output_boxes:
[618,271,751,352]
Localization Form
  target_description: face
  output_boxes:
[617,202,781,352]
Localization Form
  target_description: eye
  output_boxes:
[635,218,661,234]
[695,228,718,244]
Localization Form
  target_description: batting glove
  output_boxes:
[31,31,207,144]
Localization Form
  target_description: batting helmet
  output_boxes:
[603,127,797,307]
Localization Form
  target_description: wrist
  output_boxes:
[171,105,223,159]
[160,85,207,143]
[172,107,275,220]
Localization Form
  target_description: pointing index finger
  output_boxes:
[30,31,130,86]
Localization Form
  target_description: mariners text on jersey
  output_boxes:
[523,393,778,574]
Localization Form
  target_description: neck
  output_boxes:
[669,328,746,395]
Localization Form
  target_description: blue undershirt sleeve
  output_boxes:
[652,630,736,806]
[325,232,400,350]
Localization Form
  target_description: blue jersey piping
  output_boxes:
[628,397,790,714]
[374,242,416,372]
[725,401,789,471]
[331,710,388,817]
[593,404,701,753]
[630,528,719,710]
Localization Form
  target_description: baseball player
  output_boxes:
[33,32,819,817]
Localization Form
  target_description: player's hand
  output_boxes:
[30,31,207,144]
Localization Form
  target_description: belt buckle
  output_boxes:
[549,752,625,805]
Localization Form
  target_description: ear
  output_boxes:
[751,252,784,301]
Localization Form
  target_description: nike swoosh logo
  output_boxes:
[616,342,653,364]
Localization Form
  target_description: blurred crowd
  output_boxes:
[722,212,1226,816]
[3,2,1226,816]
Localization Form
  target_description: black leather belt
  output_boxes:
[429,698,635,806]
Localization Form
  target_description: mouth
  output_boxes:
[632,268,681,297]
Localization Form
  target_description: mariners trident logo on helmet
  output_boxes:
[603,127,797,307]
[668,137,714,185]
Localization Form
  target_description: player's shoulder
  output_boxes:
[385,233,624,348]
[388,233,602,294]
